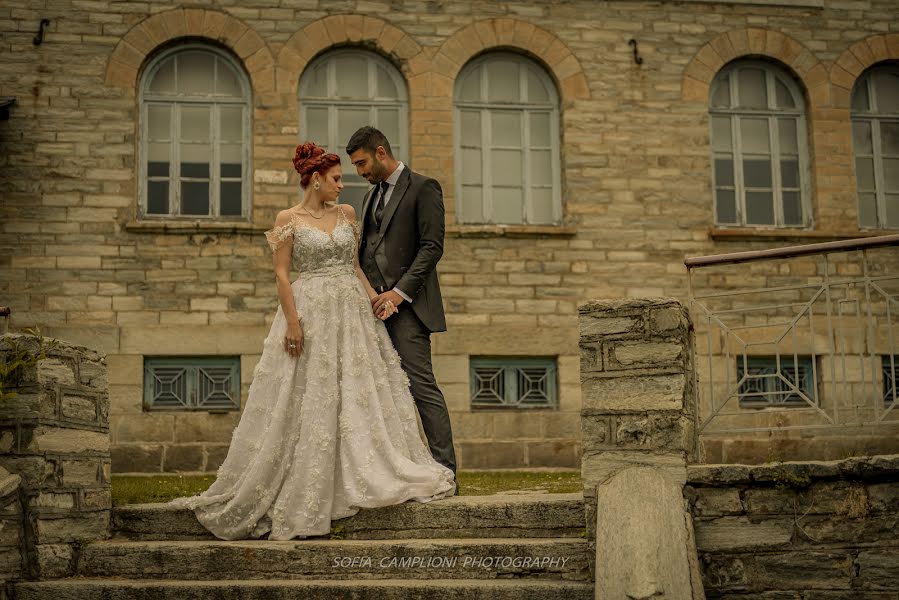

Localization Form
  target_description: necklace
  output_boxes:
[302,205,325,219]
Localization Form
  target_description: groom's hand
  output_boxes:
[372,290,404,319]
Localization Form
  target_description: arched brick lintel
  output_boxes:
[105,8,275,97]
[829,33,899,109]
[681,28,826,107]
[431,18,591,102]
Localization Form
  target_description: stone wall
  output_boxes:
[0,334,111,594]
[688,455,899,598]
[1,0,898,470]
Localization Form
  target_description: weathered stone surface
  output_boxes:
[856,549,899,589]
[743,488,799,515]
[610,341,683,368]
[60,393,98,422]
[35,543,74,578]
[582,374,686,412]
[702,551,854,592]
[694,516,792,551]
[34,512,110,544]
[687,464,753,485]
[687,487,743,516]
[578,315,638,338]
[31,492,76,510]
[27,427,109,454]
[110,445,162,473]
[867,482,899,513]
[61,459,100,486]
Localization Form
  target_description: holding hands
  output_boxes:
[372,290,403,321]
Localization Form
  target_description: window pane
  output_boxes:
[220,107,242,142]
[181,106,210,142]
[492,187,524,224]
[859,192,877,228]
[461,111,481,147]
[737,68,767,109]
[526,68,550,103]
[743,159,772,188]
[491,111,521,147]
[881,122,899,156]
[711,75,730,108]
[746,191,774,225]
[531,149,552,186]
[781,159,799,188]
[529,187,554,224]
[180,144,210,178]
[492,149,522,186]
[221,144,241,178]
[462,149,482,185]
[886,194,899,228]
[460,185,483,223]
[181,161,209,179]
[148,142,170,167]
[148,161,169,177]
[338,108,371,144]
[529,112,551,147]
[853,121,873,155]
[885,158,899,191]
[148,105,171,140]
[856,158,875,190]
[873,71,899,113]
[715,189,737,223]
[147,181,169,214]
[458,67,481,102]
[181,182,209,215]
[304,107,329,145]
[782,191,803,225]
[221,163,241,178]
[487,60,520,103]
[775,79,795,109]
[149,58,175,94]
[711,116,732,152]
[215,58,242,97]
[178,52,215,95]
[304,63,329,97]
[778,118,798,155]
[740,118,770,154]
[336,55,368,98]
[376,108,399,144]
[376,65,398,99]
[852,79,870,112]
[715,158,734,187]
[220,182,242,216]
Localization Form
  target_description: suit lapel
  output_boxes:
[378,168,411,237]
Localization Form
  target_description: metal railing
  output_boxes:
[685,234,899,435]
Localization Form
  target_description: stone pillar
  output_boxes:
[0,333,111,587]
[579,298,704,599]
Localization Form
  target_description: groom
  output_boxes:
[346,126,457,476]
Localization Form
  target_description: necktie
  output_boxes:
[373,181,388,227]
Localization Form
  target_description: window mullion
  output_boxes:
[732,115,745,225]
[211,104,220,217]
[522,107,531,224]
[770,115,783,227]
[871,119,886,227]
[483,109,493,223]
[172,104,181,216]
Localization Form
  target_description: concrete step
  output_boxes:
[112,492,586,540]
[15,578,595,600]
[78,538,591,581]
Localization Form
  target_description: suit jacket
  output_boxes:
[359,167,447,333]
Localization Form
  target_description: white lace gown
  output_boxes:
[169,208,455,540]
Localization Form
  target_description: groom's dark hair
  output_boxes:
[346,126,393,158]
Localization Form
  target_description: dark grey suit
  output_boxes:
[358,167,456,473]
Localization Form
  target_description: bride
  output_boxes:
[170,142,456,540]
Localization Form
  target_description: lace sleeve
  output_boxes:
[264,222,294,253]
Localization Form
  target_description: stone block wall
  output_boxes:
[687,455,899,598]
[0,334,111,589]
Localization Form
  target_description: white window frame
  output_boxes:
[454,52,562,225]
[139,44,252,220]
[851,64,899,230]
[709,60,811,228]
[298,49,409,214]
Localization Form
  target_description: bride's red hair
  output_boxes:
[293,142,341,188]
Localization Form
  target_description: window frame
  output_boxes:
[453,52,562,226]
[298,48,409,216]
[851,64,899,230]
[736,355,817,409]
[709,60,811,229]
[469,356,558,409]
[143,356,241,412]
[139,44,252,220]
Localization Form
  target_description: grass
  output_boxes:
[111,470,582,506]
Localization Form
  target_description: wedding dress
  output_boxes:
[170,206,455,540]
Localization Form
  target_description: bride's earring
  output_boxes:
[313,179,320,191]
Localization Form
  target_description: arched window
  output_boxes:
[851,63,899,229]
[454,52,561,225]
[299,49,409,214]
[140,45,251,218]
[709,61,809,227]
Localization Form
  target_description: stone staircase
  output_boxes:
[14,492,593,599]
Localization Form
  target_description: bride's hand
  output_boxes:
[284,323,304,358]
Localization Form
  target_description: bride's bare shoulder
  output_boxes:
[274,208,300,228]
[338,203,357,222]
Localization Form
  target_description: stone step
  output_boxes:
[78,538,591,581]
[112,493,586,540]
[15,578,595,600]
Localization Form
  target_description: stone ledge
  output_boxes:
[708,227,898,242]
[124,220,268,234]
[687,454,899,486]
[446,225,577,238]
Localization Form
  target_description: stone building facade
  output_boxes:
[1,0,897,472]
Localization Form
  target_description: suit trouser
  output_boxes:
[384,306,457,474]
